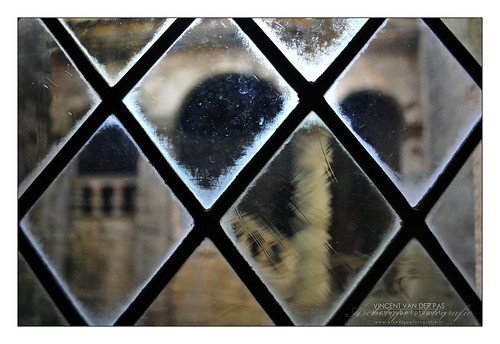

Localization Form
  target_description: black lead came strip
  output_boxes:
[18,17,482,326]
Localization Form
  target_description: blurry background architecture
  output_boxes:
[18,18,481,325]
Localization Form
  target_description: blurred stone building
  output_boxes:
[18,18,481,325]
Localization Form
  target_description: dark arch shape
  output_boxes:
[78,124,139,174]
[339,90,404,171]
[175,73,284,188]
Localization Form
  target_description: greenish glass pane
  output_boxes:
[442,18,482,65]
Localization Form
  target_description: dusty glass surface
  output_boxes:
[137,239,274,325]
[442,18,482,65]
[326,18,482,206]
[124,18,298,209]
[61,18,174,86]
[18,254,68,325]
[221,112,400,325]
[19,116,194,325]
[426,143,482,296]
[346,239,479,325]
[18,18,100,192]
[255,18,367,81]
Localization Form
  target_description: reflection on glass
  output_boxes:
[221,113,400,325]
[124,18,298,209]
[255,18,367,81]
[20,116,194,325]
[442,18,482,65]
[347,239,479,325]
[137,239,273,325]
[326,18,482,206]
[18,18,100,191]
[61,18,174,86]
[18,254,68,325]
[427,143,482,296]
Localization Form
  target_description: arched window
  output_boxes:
[176,73,283,188]
[101,186,114,215]
[78,124,139,175]
[339,90,403,172]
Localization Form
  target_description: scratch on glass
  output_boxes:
[274,20,285,30]
[318,135,338,184]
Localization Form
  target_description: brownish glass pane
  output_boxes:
[61,18,174,86]
[137,239,274,325]
[426,143,482,296]
[255,18,367,81]
[18,18,100,192]
[124,18,298,209]
[221,112,400,325]
[346,239,479,325]
[20,116,194,325]
[326,18,481,206]
[18,254,68,325]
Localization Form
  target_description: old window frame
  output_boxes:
[17,17,482,326]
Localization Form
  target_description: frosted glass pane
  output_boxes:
[427,143,482,296]
[18,254,68,325]
[326,19,481,206]
[20,116,194,325]
[255,18,367,81]
[442,18,482,65]
[221,112,400,325]
[18,18,100,192]
[124,18,298,209]
[137,239,273,325]
[61,18,174,86]
[347,239,479,325]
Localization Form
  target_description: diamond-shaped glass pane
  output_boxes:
[221,112,400,325]
[61,18,174,86]
[18,254,68,325]
[255,18,367,81]
[442,18,482,65]
[137,239,273,325]
[18,18,100,192]
[20,116,194,325]
[325,18,482,206]
[346,239,479,325]
[426,143,482,296]
[124,18,299,209]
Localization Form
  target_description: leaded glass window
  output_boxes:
[18,17,482,327]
